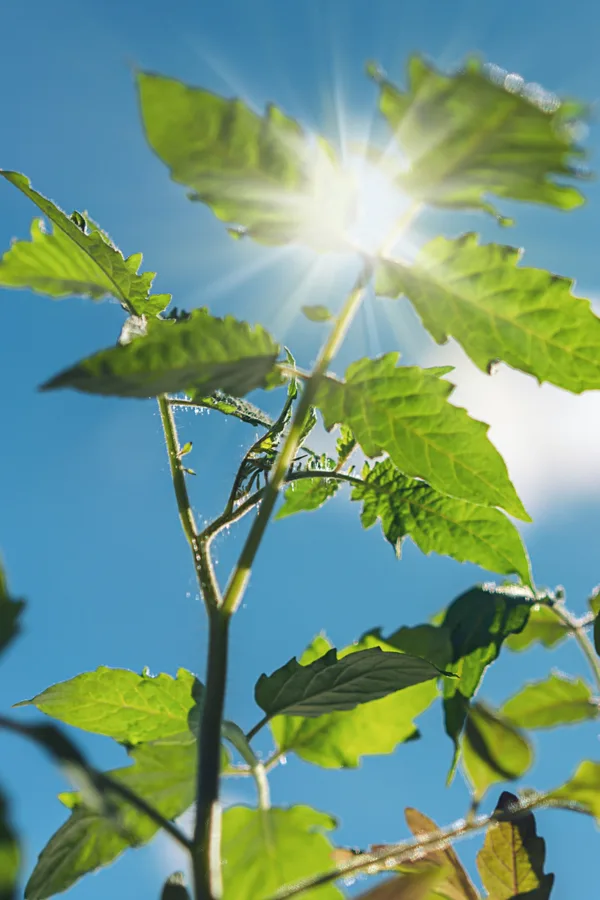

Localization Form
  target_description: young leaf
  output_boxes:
[369,56,587,216]
[404,807,480,900]
[546,760,600,821]
[0,563,24,659]
[376,235,600,394]
[316,355,529,520]
[302,305,333,322]
[183,391,274,428]
[277,476,339,519]
[588,585,600,616]
[351,459,531,583]
[477,791,554,899]
[256,641,441,719]
[269,634,441,768]
[336,423,356,465]
[221,805,342,899]
[137,73,355,248]
[16,667,202,745]
[161,872,191,900]
[0,789,20,900]
[41,308,284,398]
[0,172,168,316]
[25,738,196,900]
[505,603,568,652]
[501,673,598,729]
[462,703,533,800]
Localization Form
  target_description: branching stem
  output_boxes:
[548,601,600,693]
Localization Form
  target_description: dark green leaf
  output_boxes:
[316,355,529,520]
[41,308,283,398]
[269,634,440,768]
[505,604,568,652]
[547,760,600,821]
[137,73,355,248]
[369,56,587,216]
[16,667,201,744]
[221,805,342,899]
[440,585,533,776]
[25,738,196,900]
[384,624,453,671]
[0,789,20,900]
[376,235,600,394]
[404,807,480,900]
[462,703,533,800]
[302,305,333,322]
[0,563,24,659]
[161,873,191,900]
[351,459,531,582]
[501,673,598,729]
[594,613,600,658]
[0,172,168,316]
[277,476,339,519]
[256,641,441,719]
[477,791,554,899]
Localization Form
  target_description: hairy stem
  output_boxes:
[549,601,600,693]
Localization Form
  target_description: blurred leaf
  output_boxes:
[440,585,533,776]
[184,391,274,428]
[353,866,448,900]
[351,459,531,582]
[376,235,600,394]
[256,640,441,719]
[316,355,529,520]
[0,172,168,315]
[0,562,24,660]
[505,604,568,652]
[369,56,587,216]
[462,703,533,800]
[594,613,600,658]
[137,73,355,248]
[221,805,343,899]
[547,760,600,821]
[404,807,480,900]
[0,790,20,900]
[26,738,196,900]
[270,634,441,768]
[161,872,191,900]
[501,673,598,729]
[336,424,356,465]
[477,791,554,898]
[302,305,332,322]
[16,667,201,745]
[41,308,283,398]
[277,475,339,519]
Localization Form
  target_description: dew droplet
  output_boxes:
[279,755,287,766]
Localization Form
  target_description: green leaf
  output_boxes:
[369,55,587,216]
[547,760,600,821]
[0,172,168,316]
[376,235,600,394]
[462,703,533,800]
[137,73,355,249]
[256,640,441,719]
[302,305,333,322]
[588,586,600,616]
[316,355,529,520]
[351,459,531,582]
[505,603,568,652]
[221,805,342,899]
[440,584,533,776]
[269,634,441,768]
[0,563,24,660]
[384,624,453,671]
[404,807,480,900]
[41,308,283,398]
[336,423,356,465]
[477,791,554,899]
[161,873,191,900]
[183,391,274,428]
[25,739,196,900]
[0,789,20,900]
[501,673,598,729]
[594,613,600,658]
[16,667,201,745]
[277,476,339,519]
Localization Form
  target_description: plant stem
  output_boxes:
[549,602,600,692]
[222,721,271,809]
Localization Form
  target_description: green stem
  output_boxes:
[222,721,271,809]
[549,602,600,692]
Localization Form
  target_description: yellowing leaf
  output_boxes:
[353,866,447,900]
[376,235,600,394]
[404,808,479,900]
[316,355,529,520]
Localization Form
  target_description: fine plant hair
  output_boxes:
[2,54,600,900]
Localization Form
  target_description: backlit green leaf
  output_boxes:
[0,790,20,900]
[336,423,356,465]
[221,805,343,899]
[16,667,201,745]
[369,56,587,216]
[547,760,600,821]
[477,791,554,899]
[256,639,441,719]
[0,172,168,316]
[351,459,531,582]
[462,703,533,800]
[277,475,339,519]
[137,73,355,248]
[183,391,274,428]
[505,604,568,652]
[0,563,24,660]
[25,739,196,900]
[501,673,598,729]
[269,634,441,768]
[41,308,283,398]
[302,305,332,322]
[376,235,600,394]
[316,355,529,519]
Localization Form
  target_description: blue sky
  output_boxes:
[2,0,600,897]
